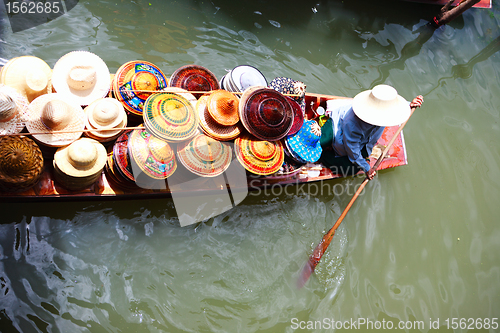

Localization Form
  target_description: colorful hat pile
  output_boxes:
[142,92,199,142]
[239,86,294,141]
[105,130,138,189]
[0,56,52,102]
[220,65,267,93]
[127,127,177,181]
[113,60,169,117]
[51,51,111,106]
[234,134,284,175]
[0,136,44,192]
[53,138,107,190]
[26,93,86,147]
[196,94,242,141]
[177,134,232,177]
[84,98,127,143]
[0,85,30,135]
[168,64,219,92]
[269,77,306,113]
[285,120,323,163]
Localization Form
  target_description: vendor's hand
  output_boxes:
[410,95,424,108]
[366,169,376,180]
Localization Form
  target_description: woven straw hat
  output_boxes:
[169,64,219,92]
[197,95,242,141]
[207,89,239,126]
[84,98,127,141]
[128,128,177,180]
[234,134,284,175]
[0,56,52,102]
[176,134,232,177]
[51,51,111,106]
[0,85,30,135]
[0,136,44,192]
[285,120,322,163]
[54,137,106,176]
[26,93,85,147]
[113,60,169,117]
[352,84,411,127]
[239,86,294,141]
[143,92,199,142]
[161,87,197,109]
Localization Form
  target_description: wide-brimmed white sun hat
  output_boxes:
[51,51,110,106]
[352,84,410,127]
[26,93,85,147]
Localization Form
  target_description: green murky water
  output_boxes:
[0,0,499,332]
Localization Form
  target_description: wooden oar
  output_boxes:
[297,105,418,288]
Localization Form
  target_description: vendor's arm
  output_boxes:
[343,122,371,173]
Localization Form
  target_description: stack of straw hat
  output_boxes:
[0,85,30,135]
[26,93,85,147]
[196,89,243,141]
[142,92,199,142]
[53,138,107,191]
[0,56,52,103]
[285,120,322,164]
[239,86,294,141]
[113,60,169,117]
[84,98,127,143]
[168,64,219,92]
[51,51,111,107]
[234,134,284,175]
[220,65,267,93]
[176,133,232,177]
[196,94,242,141]
[0,136,44,192]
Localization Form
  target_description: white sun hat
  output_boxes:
[352,84,411,127]
[26,93,85,147]
[84,97,127,141]
[51,51,110,106]
[0,85,30,135]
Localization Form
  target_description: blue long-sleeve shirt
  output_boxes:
[330,103,385,173]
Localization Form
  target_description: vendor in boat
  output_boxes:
[319,84,423,180]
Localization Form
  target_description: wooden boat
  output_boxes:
[404,0,491,8]
[0,92,408,202]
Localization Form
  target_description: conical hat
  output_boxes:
[239,86,294,141]
[0,56,52,102]
[168,65,219,92]
[207,89,239,126]
[113,61,169,116]
[52,51,111,106]
[0,85,29,135]
[26,93,85,147]
[234,134,284,175]
[143,92,199,142]
[176,134,232,177]
[285,120,322,163]
[112,130,135,182]
[352,84,411,127]
[0,136,44,192]
[286,96,304,136]
[128,128,176,180]
[197,95,242,141]
[229,65,267,92]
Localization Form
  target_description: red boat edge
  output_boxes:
[403,0,491,8]
[0,92,409,202]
